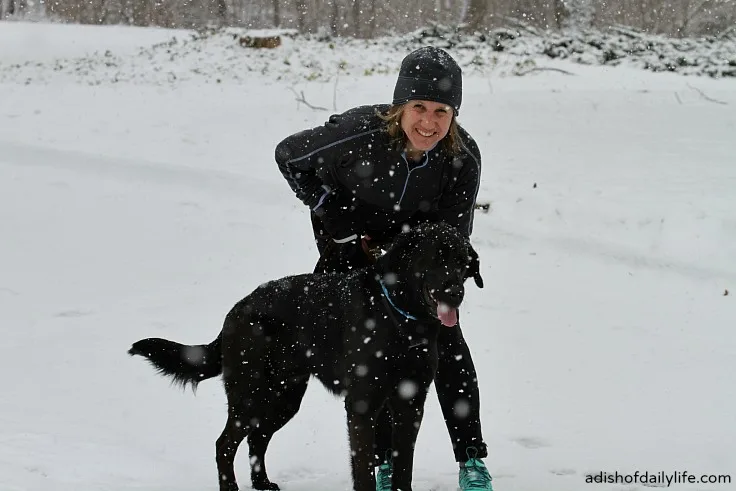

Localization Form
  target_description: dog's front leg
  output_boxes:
[388,382,431,491]
[345,396,381,491]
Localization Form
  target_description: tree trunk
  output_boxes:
[85,0,104,24]
[273,0,280,27]
[553,0,563,29]
[368,0,376,38]
[352,0,361,37]
[295,0,306,32]
[679,0,713,37]
[216,0,228,25]
[133,0,150,26]
[330,0,338,36]
[465,0,488,31]
[459,0,468,24]
[558,0,595,30]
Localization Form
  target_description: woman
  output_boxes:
[275,46,493,491]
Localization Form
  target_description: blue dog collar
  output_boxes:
[379,279,417,321]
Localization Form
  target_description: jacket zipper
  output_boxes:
[397,152,429,208]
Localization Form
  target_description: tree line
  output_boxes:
[2,0,735,38]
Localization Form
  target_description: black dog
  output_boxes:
[128,222,483,491]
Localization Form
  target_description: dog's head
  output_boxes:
[376,222,484,327]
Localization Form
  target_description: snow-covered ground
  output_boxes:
[1,21,735,491]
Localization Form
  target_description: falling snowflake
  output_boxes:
[398,380,418,399]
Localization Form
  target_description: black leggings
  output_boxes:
[373,322,487,463]
[311,215,488,463]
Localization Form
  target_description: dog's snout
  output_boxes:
[442,281,464,300]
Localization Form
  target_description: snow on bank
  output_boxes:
[2,21,735,87]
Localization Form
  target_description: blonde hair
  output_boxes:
[377,104,461,155]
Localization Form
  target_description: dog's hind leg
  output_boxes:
[216,402,250,491]
[247,373,309,490]
[216,322,270,491]
[216,369,282,491]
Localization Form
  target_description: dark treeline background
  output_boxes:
[2,0,735,38]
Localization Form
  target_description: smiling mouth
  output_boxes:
[425,286,459,327]
[416,128,435,138]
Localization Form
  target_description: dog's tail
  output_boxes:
[128,334,222,391]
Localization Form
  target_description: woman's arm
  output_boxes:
[275,108,382,211]
[435,134,482,237]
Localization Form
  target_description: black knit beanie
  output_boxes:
[392,46,463,115]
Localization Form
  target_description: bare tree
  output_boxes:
[678,0,714,36]
[31,0,736,37]
[553,0,566,28]
[329,0,339,35]
[215,0,228,24]
[463,0,489,31]
[294,0,306,32]
[558,0,595,29]
[368,0,377,38]
[352,0,362,37]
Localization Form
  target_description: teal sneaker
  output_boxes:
[375,461,392,491]
[458,447,493,491]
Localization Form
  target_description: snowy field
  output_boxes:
[1,21,735,491]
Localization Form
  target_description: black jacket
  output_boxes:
[276,104,481,241]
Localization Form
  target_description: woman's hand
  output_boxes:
[360,235,372,256]
[315,192,362,243]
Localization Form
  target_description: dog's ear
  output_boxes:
[414,241,438,273]
[378,230,418,277]
[466,243,484,289]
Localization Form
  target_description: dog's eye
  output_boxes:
[436,247,452,262]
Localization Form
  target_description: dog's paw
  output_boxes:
[252,479,280,490]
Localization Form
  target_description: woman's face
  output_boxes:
[400,100,453,154]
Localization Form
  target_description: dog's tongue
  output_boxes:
[437,303,458,327]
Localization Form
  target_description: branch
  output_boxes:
[333,71,339,111]
[718,24,736,40]
[608,25,644,38]
[687,83,728,105]
[500,16,540,36]
[288,87,328,111]
[517,66,576,76]
[685,0,712,24]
